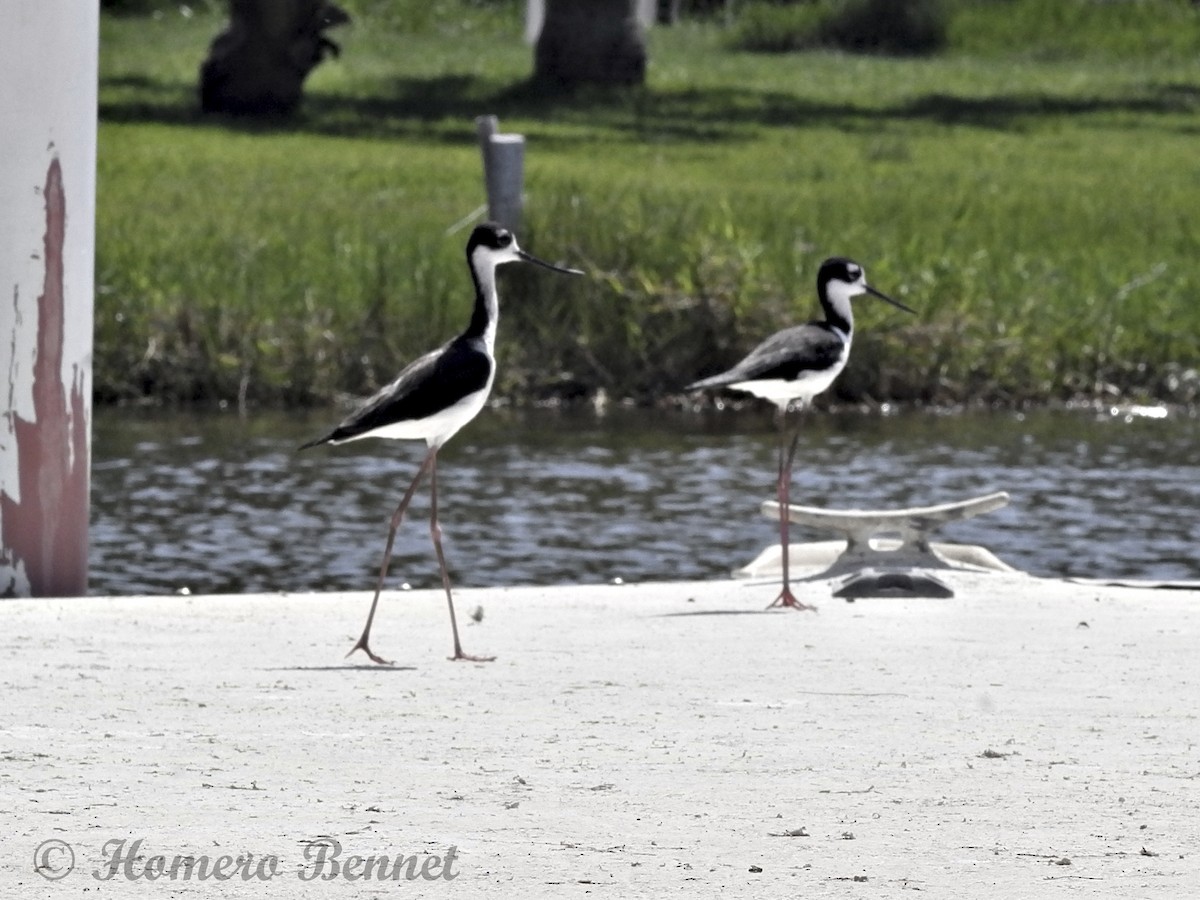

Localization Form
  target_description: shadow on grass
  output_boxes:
[99,72,1200,142]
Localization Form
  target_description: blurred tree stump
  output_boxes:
[200,0,349,115]
[534,0,647,87]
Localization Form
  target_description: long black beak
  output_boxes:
[517,249,584,276]
[866,284,915,314]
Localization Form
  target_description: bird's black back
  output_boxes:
[299,335,493,447]
[687,322,845,391]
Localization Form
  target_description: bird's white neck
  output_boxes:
[467,257,500,351]
[821,281,856,337]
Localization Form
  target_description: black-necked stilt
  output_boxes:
[687,257,914,610]
[300,222,583,664]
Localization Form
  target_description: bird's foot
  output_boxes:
[449,649,496,663]
[768,587,818,612]
[346,637,393,666]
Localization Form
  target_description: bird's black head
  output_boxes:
[818,257,865,290]
[466,221,584,277]
[817,256,913,314]
[468,222,517,255]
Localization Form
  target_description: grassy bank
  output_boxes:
[96,1,1200,407]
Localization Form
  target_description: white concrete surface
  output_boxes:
[3,572,1198,896]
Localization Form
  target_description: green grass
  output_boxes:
[96,1,1200,407]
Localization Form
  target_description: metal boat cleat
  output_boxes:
[739,491,1015,589]
[834,568,955,600]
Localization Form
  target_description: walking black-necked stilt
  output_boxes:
[687,257,914,610]
[300,222,583,664]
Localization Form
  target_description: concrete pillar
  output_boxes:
[0,4,98,597]
[525,0,656,43]
[476,116,525,233]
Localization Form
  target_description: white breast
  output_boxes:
[729,342,849,411]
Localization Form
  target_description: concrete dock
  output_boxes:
[3,571,1198,897]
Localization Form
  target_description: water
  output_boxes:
[88,405,1200,596]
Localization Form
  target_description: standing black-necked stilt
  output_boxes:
[300,222,583,664]
[687,256,914,611]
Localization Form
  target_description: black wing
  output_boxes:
[299,337,492,448]
[687,323,843,390]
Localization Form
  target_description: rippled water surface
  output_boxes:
[89,406,1200,596]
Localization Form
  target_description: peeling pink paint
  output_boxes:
[1,158,89,597]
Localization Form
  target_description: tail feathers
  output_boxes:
[297,431,336,451]
[686,372,735,392]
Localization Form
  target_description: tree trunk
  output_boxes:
[534,0,647,87]
[199,0,349,115]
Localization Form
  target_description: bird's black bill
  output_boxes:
[517,249,584,276]
[866,285,915,314]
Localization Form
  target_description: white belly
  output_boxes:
[730,359,846,410]
[353,384,492,448]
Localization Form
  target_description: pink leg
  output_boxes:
[346,448,437,664]
[429,452,495,663]
[768,414,817,612]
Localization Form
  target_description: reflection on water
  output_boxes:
[89,405,1200,596]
